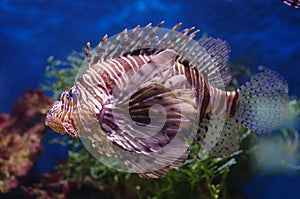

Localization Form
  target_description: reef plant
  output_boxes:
[0,89,53,193]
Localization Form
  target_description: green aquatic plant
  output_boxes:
[42,51,85,99]
[43,50,300,199]
[50,137,241,199]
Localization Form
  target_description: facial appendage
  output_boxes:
[45,87,78,137]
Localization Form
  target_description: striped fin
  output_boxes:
[114,50,177,96]
[280,0,300,8]
[89,21,199,63]
[113,140,190,178]
[87,22,230,90]
[79,126,190,177]
[81,133,190,178]
[109,50,197,151]
[100,82,195,177]
[96,50,198,176]
[80,134,120,160]
[197,37,232,87]
[176,37,232,89]
[81,128,190,178]
[90,21,159,62]
[111,84,197,150]
[196,115,240,157]
[127,148,190,178]
[234,70,289,133]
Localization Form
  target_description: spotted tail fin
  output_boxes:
[234,70,288,133]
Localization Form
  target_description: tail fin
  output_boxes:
[234,70,288,133]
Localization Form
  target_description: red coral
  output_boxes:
[21,172,111,199]
[22,172,68,199]
[0,89,53,193]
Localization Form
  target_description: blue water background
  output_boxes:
[1,0,299,198]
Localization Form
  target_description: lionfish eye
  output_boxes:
[66,91,74,101]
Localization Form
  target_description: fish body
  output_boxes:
[45,22,288,178]
[280,0,300,8]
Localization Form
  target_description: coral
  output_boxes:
[22,171,110,199]
[0,89,53,193]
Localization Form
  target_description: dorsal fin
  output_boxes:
[87,22,232,89]
[85,42,92,67]
[89,22,198,63]
[197,37,232,87]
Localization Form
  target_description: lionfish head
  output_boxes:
[45,87,78,137]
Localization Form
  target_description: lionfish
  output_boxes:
[45,22,288,178]
[280,0,300,8]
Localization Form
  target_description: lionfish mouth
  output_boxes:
[44,113,67,135]
[44,118,50,126]
[44,115,55,127]
[44,101,65,133]
[45,101,59,125]
[45,100,79,137]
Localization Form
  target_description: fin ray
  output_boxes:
[196,114,240,157]
[234,70,289,133]
[90,22,230,89]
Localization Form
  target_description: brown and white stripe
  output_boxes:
[76,53,240,128]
